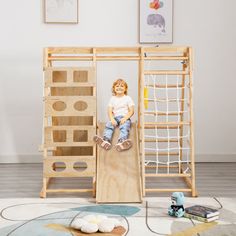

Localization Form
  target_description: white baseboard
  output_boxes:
[0,154,42,163]
[0,154,235,163]
[196,154,236,162]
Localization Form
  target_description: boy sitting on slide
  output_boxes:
[93,78,134,151]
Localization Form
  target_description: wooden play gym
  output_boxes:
[40,46,196,202]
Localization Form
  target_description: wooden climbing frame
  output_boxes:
[40,46,196,198]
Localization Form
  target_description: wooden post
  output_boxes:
[140,47,145,196]
[92,47,97,198]
[188,47,197,197]
[179,52,187,173]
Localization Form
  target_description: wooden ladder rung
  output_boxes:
[145,173,191,177]
[144,99,186,102]
[143,138,179,142]
[143,152,179,156]
[145,56,188,61]
[145,84,184,88]
[142,126,180,129]
[46,189,93,193]
[145,188,192,192]
[144,122,190,128]
[145,165,179,169]
[144,111,184,116]
[144,70,189,75]
[142,46,188,53]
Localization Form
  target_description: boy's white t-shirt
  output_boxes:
[108,95,134,117]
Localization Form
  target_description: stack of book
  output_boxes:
[184,205,219,222]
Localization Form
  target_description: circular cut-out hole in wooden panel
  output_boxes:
[52,162,66,172]
[73,162,88,172]
[52,101,66,111]
[74,101,88,111]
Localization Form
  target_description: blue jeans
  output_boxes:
[103,116,131,142]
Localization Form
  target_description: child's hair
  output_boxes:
[112,79,128,95]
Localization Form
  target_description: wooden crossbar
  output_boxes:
[48,55,189,61]
[145,188,192,192]
[145,56,188,60]
[143,152,180,156]
[144,70,189,75]
[46,189,93,193]
[48,56,140,61]
[143,47,188,53]
[144,138,179,142]
[144,99,186,102]
[144,121,190,126]
[145,165,179,168]
[144,111,184,116]
[145,173,191,177]
[145,84,184,88]
[47,46,187,55]
[142,126,182,129]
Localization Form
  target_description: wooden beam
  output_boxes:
[143,46,188,53]
[145,56,188,60]
[143,138,179,142]
[145,173,191,177]
[188,47,197,197]
[140,47,146,197]
[47,189,93,193]
[144,111,184,116]
[145,188,192,192]
[145,84,184,88]
[145,165,179,169]
[143,152,179,156]
[144,122,190,127]
[144,70,189,75]
[48,56,140,61]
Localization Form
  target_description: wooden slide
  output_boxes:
[96,123,142,203]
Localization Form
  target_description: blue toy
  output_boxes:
[168,192,185,217]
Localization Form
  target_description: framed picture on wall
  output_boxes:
[44,0,78,24]
[139,0,173,43]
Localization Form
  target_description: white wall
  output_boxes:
[0,0,235,163]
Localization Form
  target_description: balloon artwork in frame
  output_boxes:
[139,0,173,43]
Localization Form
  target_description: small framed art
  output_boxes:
[139,0,173,43]
[44,0,78,24]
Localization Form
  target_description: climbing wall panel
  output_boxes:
[41,67,96,198]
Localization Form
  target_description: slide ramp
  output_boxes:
[96,123,142,203]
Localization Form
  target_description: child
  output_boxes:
[94,79,134,151]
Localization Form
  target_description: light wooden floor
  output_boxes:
[0,163,236,198]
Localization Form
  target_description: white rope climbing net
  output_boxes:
[143,73,191,174]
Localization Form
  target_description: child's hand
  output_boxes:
[120,118,127,125]
[111,118,117,126]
